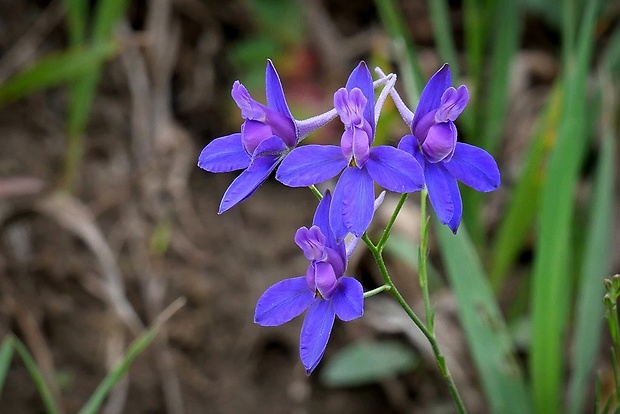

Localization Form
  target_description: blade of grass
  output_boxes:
[62,0,129,192]
[529,0,600,411]
[373,0,424,102]
[0,335,15,397]
[489,83,562,289]
[12,336,62,414]
[78,328,157,414]
[567,68,617,414]
[436,223,532,414]
[62,0,88,46]
[0,42,118,107]
[78,297,185,414]
[480,0,520,155]
[428,0,460,74]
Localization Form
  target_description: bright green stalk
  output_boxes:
[529,0,600,411]
[428,0,460,75]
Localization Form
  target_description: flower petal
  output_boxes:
[295,226,326,261]
[421,122,457,163]
[436,85,469,122]
[425,162,457,226]
[198,133,250,172]
[254,276,314,326]
[311,261,338,299]
[412,64,451,130]
[332,276,364,321]
[276,145,347,187]
[300,298,335,375]
[241,120,273,155]
[443,143,500,192]
[218,136,286,213]
[231,81,265,120]
[366,146,425,192]
[265,59,293,120]
[446,175,463,234]
[330,167,374,240]
[345,61,374,135]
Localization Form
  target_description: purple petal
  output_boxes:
[332,276,364,321]
[265,59,293,120]
[398,134,420,155]
[231,81,265,120]
[436,85,469,122]
[276,145,347,187]
[241,120,273,155]
[412,64,451,131]
[264,106,297,148]
[330,167,374,240]
[421,122,457,163]
[425,163,459,228]
[366,146,425,192]
[309,261,338,300]
[345,61,374,135]
[446,175,463,234]
[218,136,286,213]
[254,276,314,326]
[313,191,347,266]
[295,226,326,261]
[312,190,332,237]
[300,299,335,375]
[198,133,250,172]
[443,143,500,192]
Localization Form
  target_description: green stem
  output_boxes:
[377,193,408,250]
[418,189,433,330]
[362,234,467,413]
[364,284,391,298]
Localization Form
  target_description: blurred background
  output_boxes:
[0,0,618,413]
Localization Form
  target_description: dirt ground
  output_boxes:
[0,0,616,413]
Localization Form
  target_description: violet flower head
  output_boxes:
[197,60,336,214]
[398,64,500,233]
[254,191,363,375]
[277,62,424,240]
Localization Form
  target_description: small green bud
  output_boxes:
[604,278,614,293]
[603,293,616,309]
[612,274,620,292]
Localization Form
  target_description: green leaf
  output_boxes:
[529,0,600,412]
[489,83,562,289]
[12,336,61,414]
[0,42,118,107]
[0,335,15,397]
[567,94,617,414]
[436,223,532,414]
[320,341,418,387]
[78,328,158,414]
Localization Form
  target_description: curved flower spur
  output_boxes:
[276,61,424,241]
[393,64,501,233]
[254,191,364,374]
[197,60,337,213]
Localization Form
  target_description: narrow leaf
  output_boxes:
[436,223,532,414]
[0,335,15,397]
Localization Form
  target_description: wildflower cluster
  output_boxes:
[198,60,500,374]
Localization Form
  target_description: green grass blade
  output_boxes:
[567,69,617,413]
[436,223,532,414]
[428,0,460,74]
[0,42,118,107]
[12,337,61,414]
[62,0,88,45]
[0,335,15,397]
[529,0,600,412]
[91,0,129,43]
[78,328,157,414]
[374,0,424,101]
[481,0,520,155]
[489,83,562,289]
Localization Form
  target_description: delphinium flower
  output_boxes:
[277,62,424,240]
[197,60,337,213]
[396,64,500,233]
[254,191,364,374]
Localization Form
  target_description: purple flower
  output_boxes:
[397,64,500,233]
[197,60,336,213]
[277,62,424,240]
[254,191,363,374]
